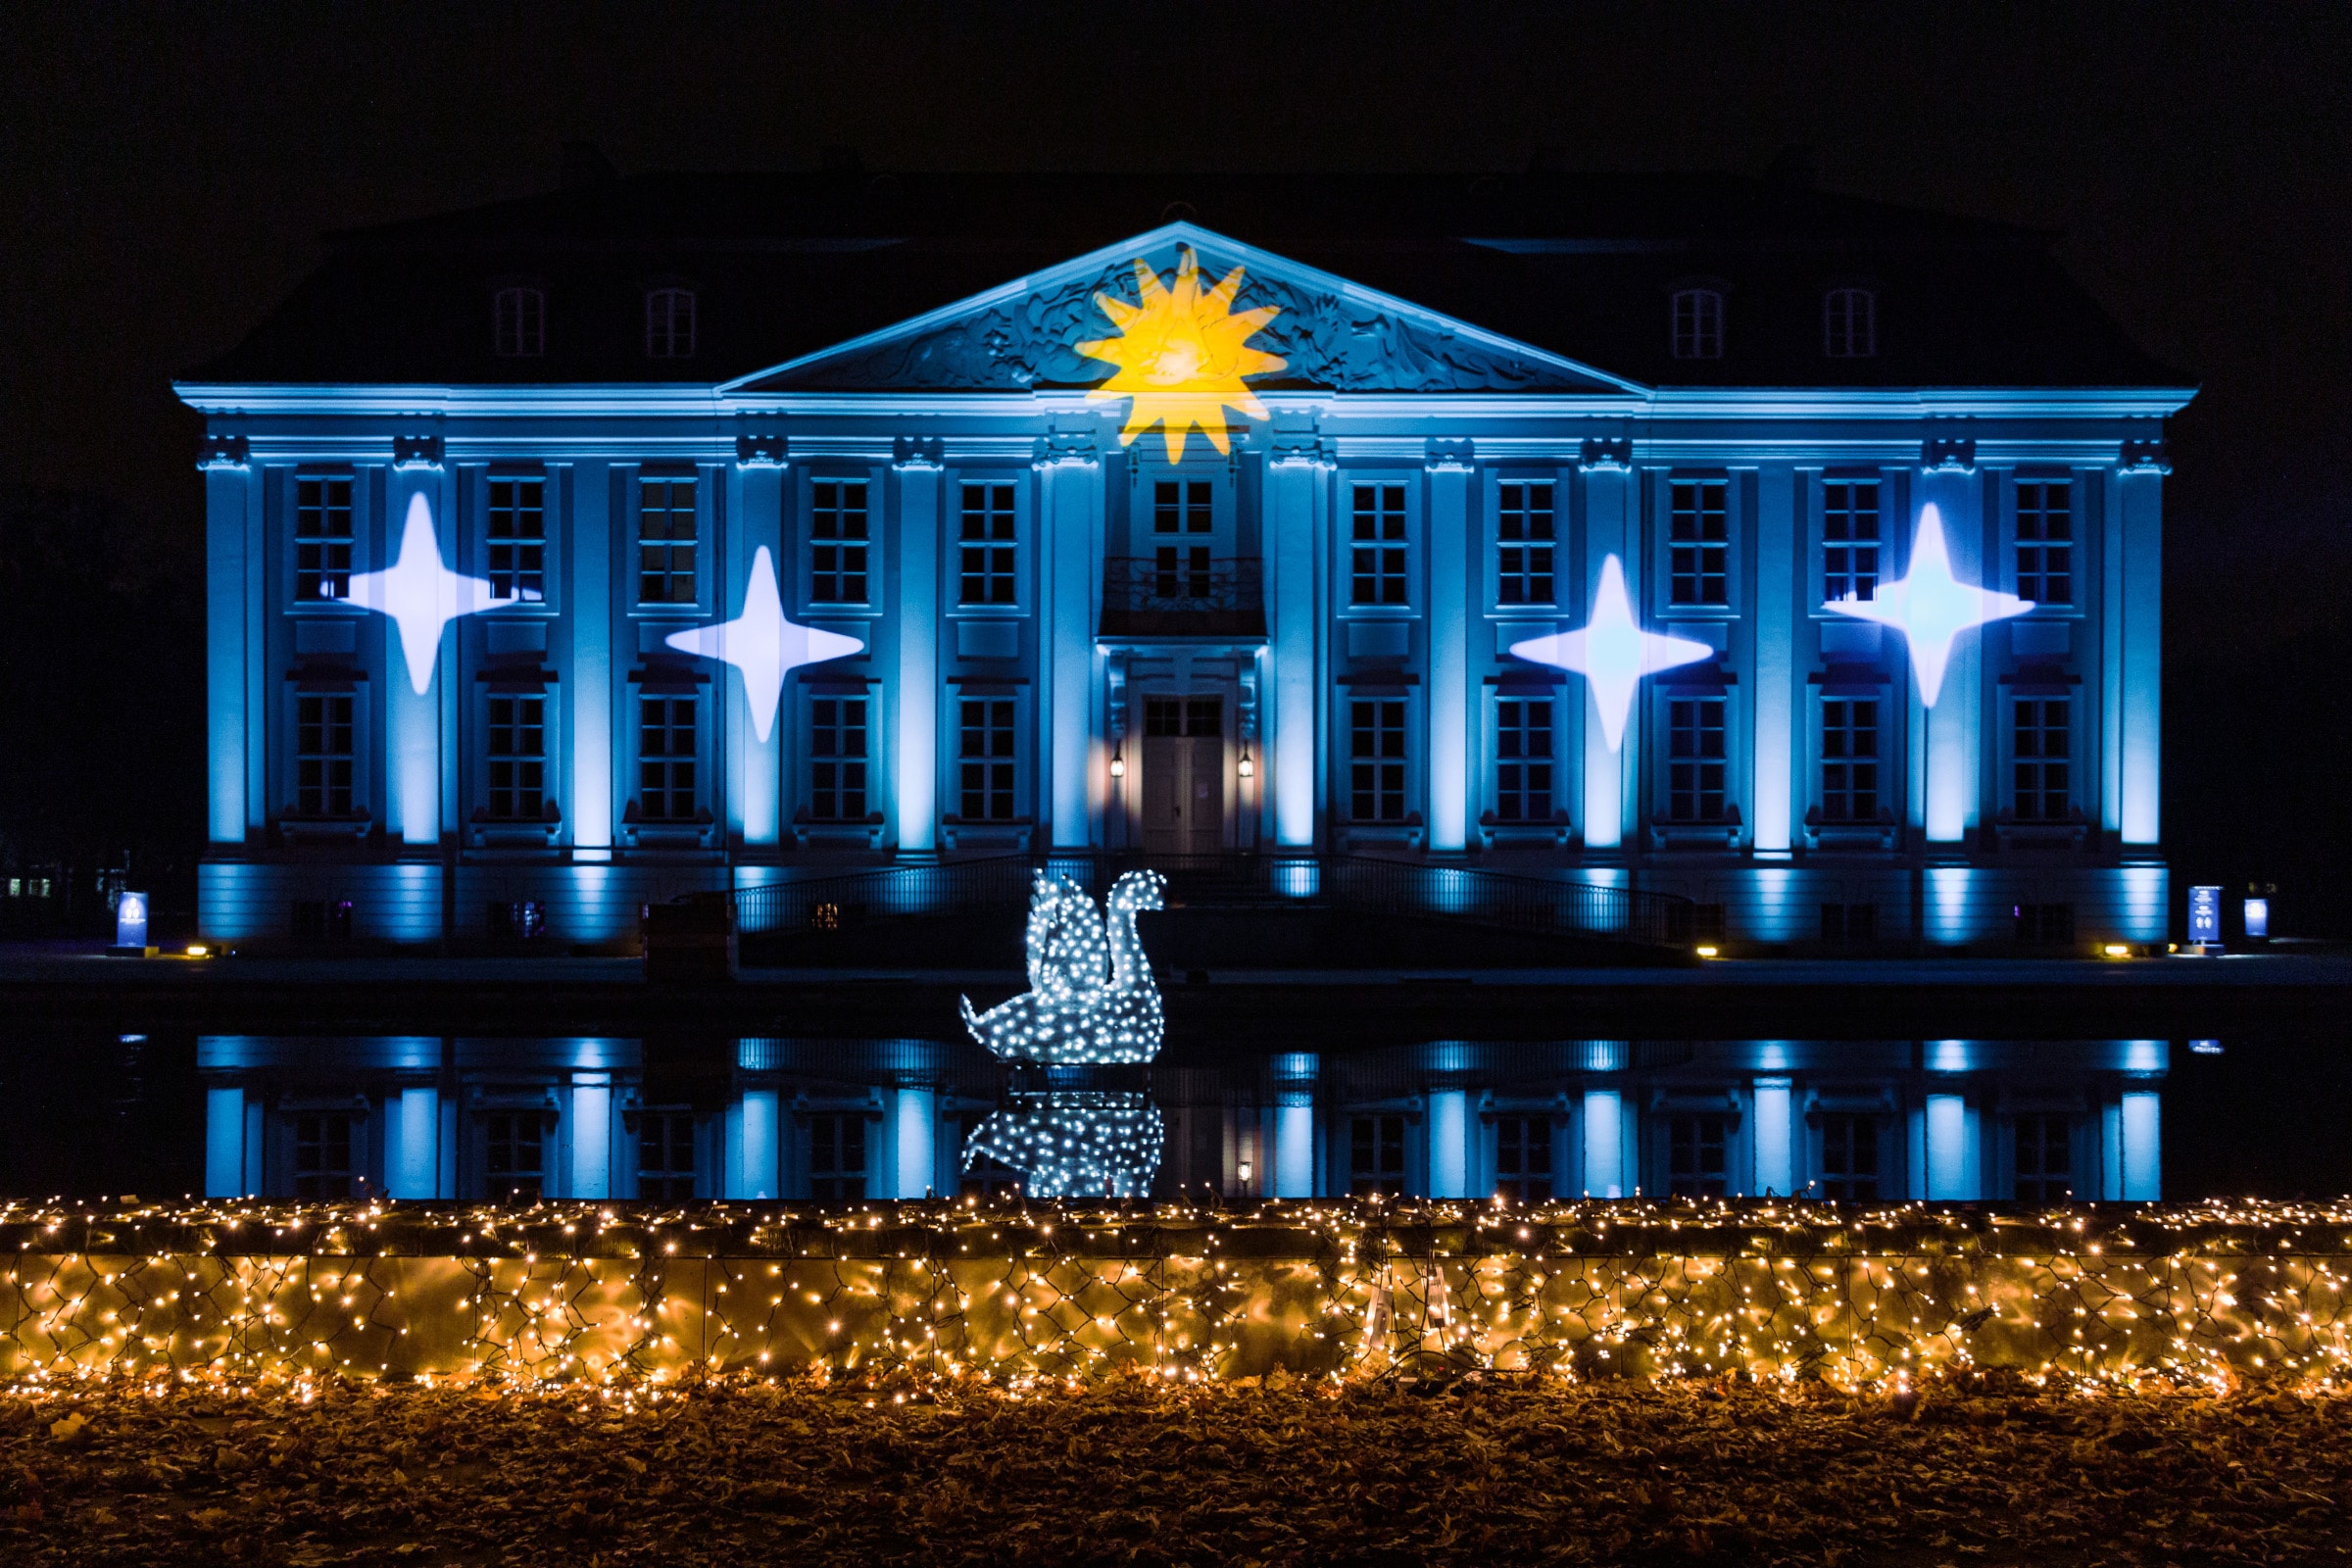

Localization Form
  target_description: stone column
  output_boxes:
[1917,432,1982,848]
[892,438,944,858]
[732,436,788,847]
[1265,425,1331,850]
[1579,444,1635,850]
[1037,429,1102,848]
[200,440,255,845]
[1749,466,1796,858]
[2116,441,2167,851]
[1424,439,1474,854]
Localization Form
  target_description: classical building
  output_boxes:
[177,168,2191,952]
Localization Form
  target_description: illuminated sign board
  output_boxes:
[115,892,148,949]
[2242,897,2269,940]
[2187,885,2221,944]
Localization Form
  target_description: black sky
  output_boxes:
[1,1,2346,916]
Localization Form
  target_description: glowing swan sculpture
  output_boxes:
[958,870,1165,1064]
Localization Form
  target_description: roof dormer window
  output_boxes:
[645,287,697,360]
[1825,287,1877,359]
[1670,288,1724,361]
[492,286,545,358]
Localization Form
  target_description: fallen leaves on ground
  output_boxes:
[0,1373,2344,1565]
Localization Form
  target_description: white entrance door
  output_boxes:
[1140,695,1224,856]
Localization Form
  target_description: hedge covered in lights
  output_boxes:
[2,1199,2346,1391]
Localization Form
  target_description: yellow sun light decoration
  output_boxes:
[1077,246,1287,464]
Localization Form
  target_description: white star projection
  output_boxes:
[959,1091,1165,1198]
[959,870,1165,1064]
[1824,503,2032,707]
[664,547,864,743]
[345,493,508,695]
[1507,554,1714,752]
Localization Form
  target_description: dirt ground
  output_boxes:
[0,1373,2345,1566]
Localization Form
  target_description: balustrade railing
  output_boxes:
[1098,556,1265,636]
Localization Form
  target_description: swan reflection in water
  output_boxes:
[961,1090,1163,1199]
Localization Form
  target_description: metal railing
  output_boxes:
[734,852,1694,951]
[1098,556,1265,637]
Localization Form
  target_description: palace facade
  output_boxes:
[177,169,2191,952]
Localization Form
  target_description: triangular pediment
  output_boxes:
[724,223,1642,398]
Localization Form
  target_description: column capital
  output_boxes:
[735,430,788,466]
[1578,435,1632,471]
[892,434,945,470]
[392,427,445,469]
[1423,436,1475,473]
[196,432,249,470]
[2120,435,2172,475]
[1032,428,1099,467]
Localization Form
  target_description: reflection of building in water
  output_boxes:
[198,1037,2164,1203]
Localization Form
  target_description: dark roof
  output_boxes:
[186,171,2190,391]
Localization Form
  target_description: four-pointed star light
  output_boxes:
[665,547,864,742]
[1824,502,2032,707]
[345,493,508,695]
[1507,554,1713,752]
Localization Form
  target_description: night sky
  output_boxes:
[2,2,2345,925]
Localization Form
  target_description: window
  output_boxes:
[292,1113,357,1200]
[486,477,546,603]
[1348,699,1408,822]
[810,697,868,821]
[2015,481,2073,605]
[957,697,1016,821]
[1153,479,1214,599]
[638,697,698,821]
[637,478,698,605]
[2014,1114,2072,1202]
[1494,699,1554,822]
[808,479,869,605]
[1820,903,1878,944]
[637,1111,697,1201]
[958,482,1018,606]
[1494,1116,1553,1202]
[1349,482,1408,606]
[1817,1114,1878,1200]
[483,1112,543,1201]
[644,287,696,359]
[1821,479,1880,602]
[1496,481,1555,605]
[1669,480,1729,606]
[296,694,354,815]
[1670,288,1724,360]
[493,286,544,358]
[1667,1114,1728,1198]
[1144,696,1221,738]
[1667,698,1727,822]
[294,476,354,602]
[808,1113,867,1201]
[1820,698,1879,822]
[1824,287,1876,359]
[2012,698,2070,820]
[486,695,545,820]
[1349,1114,1405,1197]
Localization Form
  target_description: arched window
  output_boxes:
[492,286,545,358]
[645,287,697,359]
[1825,287,1877,359]
[1670,288,1724,361]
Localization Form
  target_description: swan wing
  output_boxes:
[1025,872,1108,996]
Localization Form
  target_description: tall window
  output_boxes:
[808,479,868,604]
[810,697,868,821]
[638,697,697,821]
[637,1111,697,1201]
[483,1112,543,1201]
[292,1112,357,1200]
[1494,1116,1553,1202]
[1494,699,1554,822]
[1348,1114,1405,1198]
[294,476,354,602]
[1667,1114,1728,1198]
[296,694,354,815]
[1496,480,1555,605]
[957,697,1016,820]
[1669,480,1729,605]
[1349,699,1407,822]
[2014,1114,2072,1202]
[492,286,545,358]
[958,482,1018,606]
[1153,479,1213,598]
[1824,287,1876,358]
[1349,482,1408,606]
[644,287,696,359]
[486,477,546,603]
[637,478,698,605]
[1667,698,1727,822]
[808,1113,867,1201]
[2012,698,2070,820]
[1670,288,1724,360]
[1819,698,1879,822]
[486,696,545,820]
[2015,480,2073,604]
[1817,1114,1878,1200]
[1821,479,1881,602]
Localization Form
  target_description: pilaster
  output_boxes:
[1579,446,1635,851]
[892,437,944,858]
[1424,438,1474,854]
[2117,438,2168,850]
[1265,421,1331,850]
[1036,427,1102,850]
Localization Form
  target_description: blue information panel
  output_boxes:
[2243,897,2270,940]
[115,891,149,949]
[2188,885,2221,944]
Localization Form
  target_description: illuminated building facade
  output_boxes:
[178,171,2190,951]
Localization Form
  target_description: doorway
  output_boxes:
[1141,695,1224,855]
